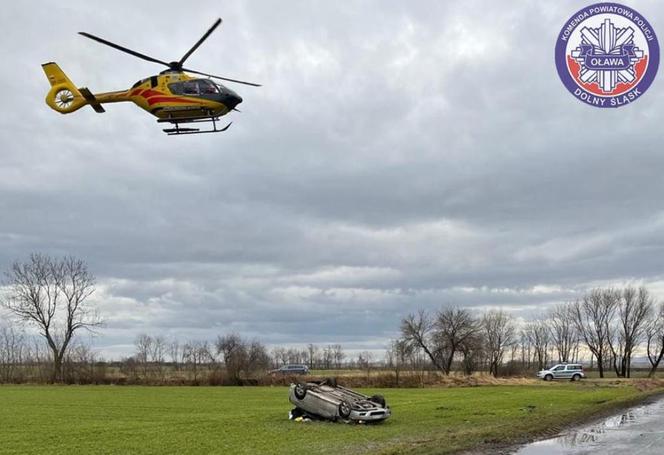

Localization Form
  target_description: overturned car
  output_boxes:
[288,379,391,423]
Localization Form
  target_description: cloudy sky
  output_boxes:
[1,1,664,358]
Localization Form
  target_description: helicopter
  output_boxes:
[42,18,260,135]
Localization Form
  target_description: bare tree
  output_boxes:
[64,341,98,384]
[134,334,153,377]
[216,334,269,382]
[150,335,167,378]
[151,336,166,363]
[401,308,482,375]
[356,351,373,377]
[608,287,654,377]
[0,323,26,382]
[548,303,578,363]
[519,330,532,370]
[182,340,212,383]
[481,310,515,377]
[248,340,271,373]
[332,344,345,369]
[307,343,318,369]
[1,254,99,382]
[401,310,445,372]
[322,345,334,369]
[386,338,413,385]
[216,333,247,383]
[271,347,287,368]
[169,339,181,371]
[523,319,550,370]
[286,348,303,365]
[434,306,479,374]
[571,289,618,378]
[459,329,484,375]
[646,301,664,377]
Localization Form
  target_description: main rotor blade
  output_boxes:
[183,68,262,87]
[79,32,170,67]
[178,18,223,67]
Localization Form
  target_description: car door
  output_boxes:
[551,365,566,379]
[567,365,582,378]
[560,365,574,379]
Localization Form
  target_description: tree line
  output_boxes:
[0,327,365,385]
[121,335,359,384]
[2,254,664,384]
[397,286,664,378]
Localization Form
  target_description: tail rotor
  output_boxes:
[54,89,75,109]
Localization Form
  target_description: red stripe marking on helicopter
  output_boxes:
[128,88,205,106]
[130,88,163,98]
[145,96,204,106]
[141,89,164,98]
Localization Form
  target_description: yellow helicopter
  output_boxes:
[42,18,260,135]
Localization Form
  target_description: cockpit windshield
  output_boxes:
[169,79,220,96]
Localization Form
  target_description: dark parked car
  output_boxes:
[289,379,391,423]
[270,364,309,375]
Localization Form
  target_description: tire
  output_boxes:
[571,374,581,382]
[544,374,553,381]
[369,394,386,408]
[338,400,351,419]
[294,382,307,400]
[324,377,338,387]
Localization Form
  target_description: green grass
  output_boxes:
[0,383,659,454]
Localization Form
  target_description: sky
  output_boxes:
[1,0,664,359]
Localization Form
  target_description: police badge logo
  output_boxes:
[555,3,659,108]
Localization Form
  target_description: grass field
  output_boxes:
[0,382,661,454]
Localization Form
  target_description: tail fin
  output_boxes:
[42,62,87,114]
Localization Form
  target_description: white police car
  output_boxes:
[537,363,585,381]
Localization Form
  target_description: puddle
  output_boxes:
[513,398,664,454]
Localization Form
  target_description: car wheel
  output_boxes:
[571,374,581,382]
[338,400,352,419]
[324,377,338,387]
[544,374,553,381]
[369,394,386,408]
[294,382,307,400]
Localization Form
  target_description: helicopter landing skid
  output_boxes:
[159,116,232,136]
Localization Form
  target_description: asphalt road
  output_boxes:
[513,397,664,454]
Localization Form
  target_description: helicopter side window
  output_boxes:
[168,80,219,96]
[168,82,183,94]
[182,81,199,95]
[169,81,199,96]
[198,79,220,94]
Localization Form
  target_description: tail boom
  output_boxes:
[42,62,129,114]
